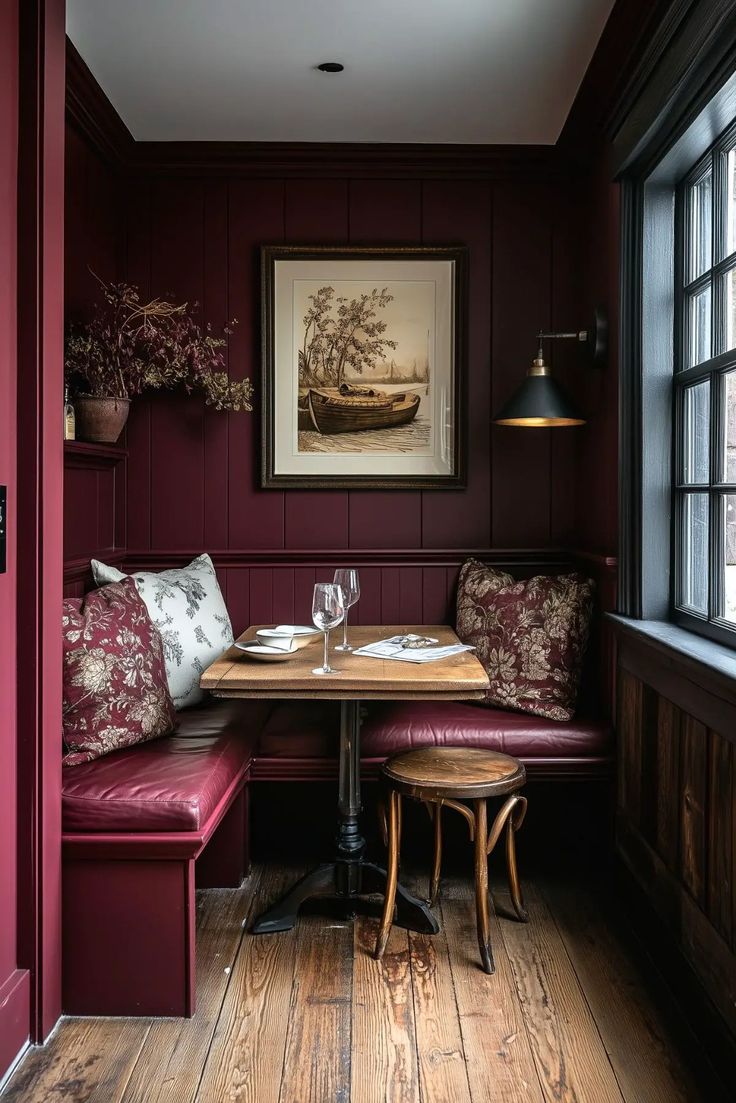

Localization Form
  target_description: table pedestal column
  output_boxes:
[251,700,439,936]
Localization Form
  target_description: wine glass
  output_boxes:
[333,568,360,651]
[312,583,345,675]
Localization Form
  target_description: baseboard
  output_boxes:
[614,857,736,1087]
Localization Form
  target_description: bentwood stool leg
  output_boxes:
[374,790,401,960]
[429,800,443,908]
[474,798,494,974]
[378,799,388,848]
[505,795,529,922]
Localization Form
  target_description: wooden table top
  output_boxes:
[201,625,490,701]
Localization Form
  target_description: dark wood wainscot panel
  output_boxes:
[615,627,736,1042]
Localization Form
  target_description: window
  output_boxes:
[674,126,736,644]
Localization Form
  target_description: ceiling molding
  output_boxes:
[558,0,685,156]
[64,35,568,180]
[611,0,736,176]
[130,140,568,180]
[65,38,134,166]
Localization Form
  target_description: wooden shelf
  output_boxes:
[64,440,127,467]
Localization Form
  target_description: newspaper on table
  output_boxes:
[353,634,475,664]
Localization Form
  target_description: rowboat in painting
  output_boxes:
[306,384,421,435]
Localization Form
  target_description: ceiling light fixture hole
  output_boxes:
[316,62,344,73]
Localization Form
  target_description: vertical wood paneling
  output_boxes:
[270,568,295,625]
[354,567,381,626]
[283,180,350,550]
[124,180,153,550]
[347,179,423,548]
[202,179,230,549]
[149,179,206,549]
[550,181,579,543]
[66,122,601,635]
[398,567,423,624]
[707,731,733,943]
[616,656,736,1044]
[249,567,274,627]
[293,567,317,626]
[655,697,681,872]
[223,567,249,636]
[422,567,449,624]
[380,567,401,625]
[680,715,708,908]
[617,669,642,826]
[227,179,286,549]
[421,180,493,548]
[491,182,552,546]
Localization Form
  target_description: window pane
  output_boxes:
[680,493,709,613]
[688,284,712,366]
[725,267,736,352]
[689,168,712,279]
[683,380,709,483]
[726,149,736,258]
[722,494,736,623]
[725,371,736,482]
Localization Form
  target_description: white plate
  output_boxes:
[235,642,297,662]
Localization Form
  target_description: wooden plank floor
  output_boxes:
[2,861,728,1103]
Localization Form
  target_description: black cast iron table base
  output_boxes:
[251,699,440,936]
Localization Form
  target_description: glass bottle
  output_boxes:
[64,386,76,441]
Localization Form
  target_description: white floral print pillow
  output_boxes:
[91,554,233,709]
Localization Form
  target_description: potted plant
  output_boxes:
[64,277,253,443]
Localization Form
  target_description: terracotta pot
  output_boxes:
[74,396,131,444]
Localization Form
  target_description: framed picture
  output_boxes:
[261,245,467,489]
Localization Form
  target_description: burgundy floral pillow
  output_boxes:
[62,578,176,766]
[456,558,595,722]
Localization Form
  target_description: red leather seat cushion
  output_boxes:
[257,700,611,760]
[62,699,270,833]
[362,701,611,758]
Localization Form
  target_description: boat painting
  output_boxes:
[262,246,464,487]
[305,384,420,435]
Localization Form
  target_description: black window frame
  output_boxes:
[673,120,736,648]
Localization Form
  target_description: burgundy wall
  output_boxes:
[85,169,592,632]
[64,123,122,322]
[0,0,28,1078]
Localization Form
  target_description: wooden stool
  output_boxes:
[375,746,528,974]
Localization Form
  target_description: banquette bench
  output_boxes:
[62,693,612,1017]
[62,698,269,1016]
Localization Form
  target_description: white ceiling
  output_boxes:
[66,0,615,145]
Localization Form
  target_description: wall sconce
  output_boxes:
[493,307,607,427]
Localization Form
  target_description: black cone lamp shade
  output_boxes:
[494,356,585,427]
[493,310,607,428]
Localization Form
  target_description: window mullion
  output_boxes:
[710,368,722,620]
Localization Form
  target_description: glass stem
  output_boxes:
[342,607,349,648]
[323,629,329,672]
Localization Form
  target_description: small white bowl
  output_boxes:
[235,641,297,662]
[257,627,318,651]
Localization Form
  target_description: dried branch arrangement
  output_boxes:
[65,276,253,412]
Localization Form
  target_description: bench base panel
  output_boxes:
[63,857,195,1017]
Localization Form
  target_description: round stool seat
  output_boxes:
[382,746,526,801]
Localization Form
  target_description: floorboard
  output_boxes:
[541,877,729,1103]
[441,876,543,1103]
[352,918,419,1103]
[121,873,260,1103]
[194,864,302,1103]
[0,1019,151,1103]
[498,881,627,1103]
[2,860,728,1103]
